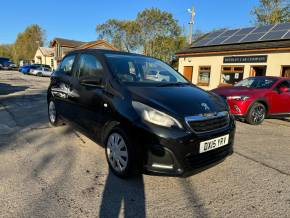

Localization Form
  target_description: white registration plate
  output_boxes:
[199,135,229,153]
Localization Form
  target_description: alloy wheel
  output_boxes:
[251,105,265,123]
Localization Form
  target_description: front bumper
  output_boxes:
[133,117,236,177]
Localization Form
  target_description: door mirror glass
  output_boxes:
[276,80,290,93]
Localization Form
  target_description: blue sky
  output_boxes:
[0,0,259,44]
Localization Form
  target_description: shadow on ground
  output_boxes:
[0,82,28,95]
[99,171,146,218]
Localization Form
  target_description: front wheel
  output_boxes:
[105,128,140,178]
[246,103,266,125]
[48,99,62,126]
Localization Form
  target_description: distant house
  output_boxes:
[34,47,55,69]
[76,40,118,51]
[50,38,84,65]
[49,38,118,66]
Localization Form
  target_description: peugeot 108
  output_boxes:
[47,49,236,178]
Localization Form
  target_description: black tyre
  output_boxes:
[37,72,42,77]
[246,102,266,125]
[48,99,62,126]
[105,127,139,178]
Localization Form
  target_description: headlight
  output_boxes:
[132,101,183,129]
[227,96,250,101]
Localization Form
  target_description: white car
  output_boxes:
[30,67,52,77]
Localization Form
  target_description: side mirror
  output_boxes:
[80,77,103,88]
[278,86,289,93]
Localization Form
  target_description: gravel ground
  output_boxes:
[0,71,290,218]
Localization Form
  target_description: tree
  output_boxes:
[148,36,187,63]
[252,0,290,25]
[96,19,140,52]
[96,8,186,64]
[0,44,13,59]
[13,24,45,63]
[136,8,181,57]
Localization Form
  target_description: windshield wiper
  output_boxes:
[157,82,190,87]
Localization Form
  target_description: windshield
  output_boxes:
[105,54,188,85]
[234,77,277,89]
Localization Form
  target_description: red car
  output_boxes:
[212,76,290,125]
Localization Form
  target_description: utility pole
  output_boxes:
[188,6,195,45]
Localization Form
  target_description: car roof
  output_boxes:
[68,49,148,58]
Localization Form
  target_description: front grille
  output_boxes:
[186,112,230,133]
[186,145,231,168]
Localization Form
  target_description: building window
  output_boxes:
[198,66,211,86]
[51,59,54,68]
[221,66,244,85]
[281,66,290,78]
[250,66,267,77]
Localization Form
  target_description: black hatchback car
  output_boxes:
[47,49,236,178]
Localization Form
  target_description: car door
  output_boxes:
[72,52,105,135]
[268,80,290,114]
[51,53,79,121]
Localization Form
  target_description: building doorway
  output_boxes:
[183,66,193,82]
[281,66,290,78]
[250,66,267,77]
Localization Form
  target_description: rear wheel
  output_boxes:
[246,103,266,125]
[48,99,62,126]
[105,127,140,178]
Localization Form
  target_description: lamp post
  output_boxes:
[187,6,196,45]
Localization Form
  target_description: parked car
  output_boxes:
[19,64,51,74]
[0,57,10,70]
[19,65,37,74]
[212,76,290,125]
[6,61,17,70]
[30,66,53,77]
[47,49,236,178]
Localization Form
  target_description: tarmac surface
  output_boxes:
[0,71,290,218]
